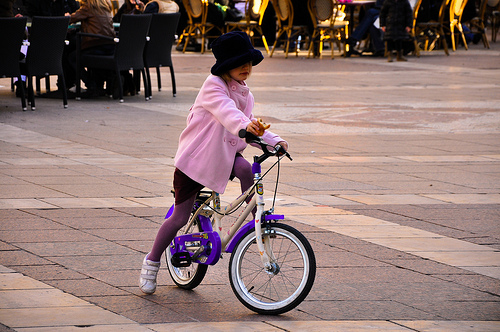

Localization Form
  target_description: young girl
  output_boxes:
[380,0,413,62]
[140,31,288,295]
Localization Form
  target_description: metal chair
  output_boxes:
[226,0,270,54]
[0,17,28,111]
[307,0,349,59]
[448,0,469,51]
[270,0,310,58]
[178,0,224,54]
[468,0,490,48]
[144,12,181,99]
[76,14,152,103]
[414,0,450,55]
[23,16,71,111]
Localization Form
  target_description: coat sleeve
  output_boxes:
[198,78,252,137]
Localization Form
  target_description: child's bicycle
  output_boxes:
[164,130,316,315]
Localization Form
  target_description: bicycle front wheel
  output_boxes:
[229,223,316,315]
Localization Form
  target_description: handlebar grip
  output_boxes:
[238,129,259,142]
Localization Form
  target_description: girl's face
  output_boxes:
[228,62,252,82]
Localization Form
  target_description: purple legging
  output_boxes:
[147,156,253,262]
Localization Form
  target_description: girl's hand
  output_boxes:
[276,141,288,152]
[406,26,411,33]
[381,26,386,32]
[246,120,260,136]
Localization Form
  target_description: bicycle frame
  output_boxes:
[166,137,289,270]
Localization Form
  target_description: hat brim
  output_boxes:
[211,49,263,76]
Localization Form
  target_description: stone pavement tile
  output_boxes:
[318,266,441,284]
[84,228,158,242]
[15,241,137,257]
[394,321,500,332]
[0,199,59,209]
[39,197,147,209]
[0,166,84,177]
[271,320,412,331]
[0,306,137,329]
[384,258,472,275]
[0,250,54,266]
[46,278,129,297]
[337,194,447,205]
[146,321,283,332]
[0,218,69,231]
[295,300,436,320]
[112,207,168,218]
[42,215,161,230]
[28,207,133,219]
[397,300,500,320]
[433,274,500,296]
[0,288,93,309]
[0,229,101,243]
[47,254,142,273]
[0,209,35,220]
[13,265,88,281]
[424,193,500,204]
[15,325,153,331]
[81,295,190,325]
[331,243,424,261]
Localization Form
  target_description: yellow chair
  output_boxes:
[226,0,270,54]
[270,0,310,58]
[307,0,348,59]
[414,0,450,55]
[449,0,469,51]
[177,0,224,54]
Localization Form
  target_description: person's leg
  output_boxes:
[140,194,196,294]
[386,39,395,62]
[232,155,253,198]
[396,39,407,61]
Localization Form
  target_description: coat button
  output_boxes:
[231,85,236,91]
[229,139,236,146]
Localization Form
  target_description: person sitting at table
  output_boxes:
[26,0,80,17]
[113,0,147,23]
[66,0,116,97]
[143,0,179,13]
[346,0,385,57]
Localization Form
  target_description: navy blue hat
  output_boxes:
[210,31,264,76]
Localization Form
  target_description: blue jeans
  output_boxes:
[351,8,380,42]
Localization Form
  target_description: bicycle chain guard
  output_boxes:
[169,231,222,266]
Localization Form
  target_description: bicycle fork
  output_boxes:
[253,162,278,274]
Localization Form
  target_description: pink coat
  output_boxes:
[174,75,285,193]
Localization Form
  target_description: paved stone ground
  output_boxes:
[0,40,499,331]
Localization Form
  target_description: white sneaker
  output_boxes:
[139,254,160,294]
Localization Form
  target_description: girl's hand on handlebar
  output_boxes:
[246,121,260,137]
[276,141,288,152]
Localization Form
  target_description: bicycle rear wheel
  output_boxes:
[229,223,316,315]
[166,199,208,290]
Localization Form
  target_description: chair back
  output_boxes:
[273,0,294,28]
[25,16,70,76]
[438,0,452,23]
[145,12,181,68]
[309,0,335,24]
[450,0,468,22]
[245,0,269,25]
[115,14,152,71]
[0,17,27,78]
[183,0,207,22]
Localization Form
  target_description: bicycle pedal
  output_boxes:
[171,252,191,267]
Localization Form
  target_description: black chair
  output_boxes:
[22,16,70,111]
[76,14,152,103]
[144,12,180,99]
[0,17,28,111]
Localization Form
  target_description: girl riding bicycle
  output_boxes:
[140,31,288,295]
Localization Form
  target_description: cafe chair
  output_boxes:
[307,0,349,59]
[0,17,28,111]
[226,0,270,54]
[76,14,152,103]
[491,2,500,42]
[22,16,71,111]
[144,12,181,99]
[448,0,468,51]
[468,0,490,48]
[270,0,310,58]
[178,0,224,54]
[414,0,450,55]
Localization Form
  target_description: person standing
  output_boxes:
[380,0,413,62]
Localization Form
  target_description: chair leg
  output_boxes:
[140,69,149,101]
[115,71,124,102]
[156,67,162,92]
[169,65,176,97]
[27,76,35,111]
[58,74,68,108]
[145,67,152,100]
[17,76,27,111]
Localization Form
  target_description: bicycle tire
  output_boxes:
[165,199,208,290]
[229,223,316,315]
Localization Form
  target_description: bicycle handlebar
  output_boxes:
[238,129,292,162]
